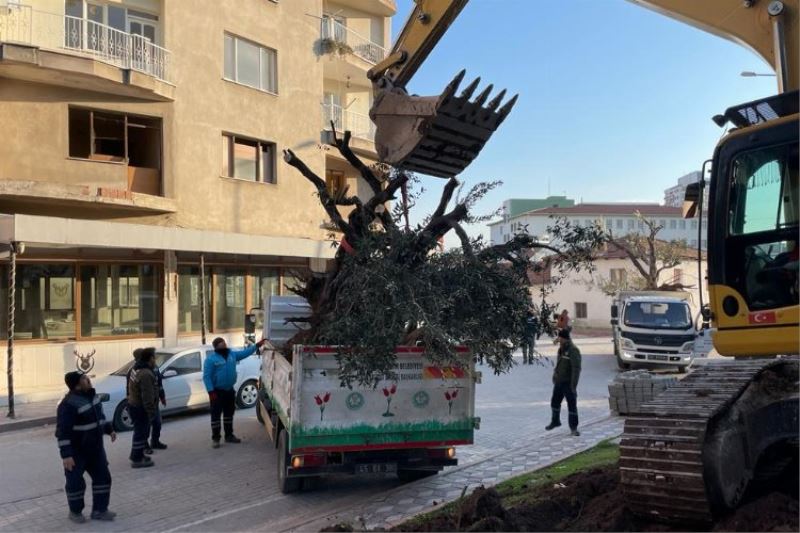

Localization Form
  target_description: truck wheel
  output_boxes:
[256,399,265,425]
[277,429,301,494]
[397,469,437,483]
[616,356,631,371]
[676,365,687,374]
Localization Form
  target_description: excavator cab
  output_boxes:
[689,91,799,356]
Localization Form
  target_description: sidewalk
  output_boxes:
[300,415,625,532]
[0,398,59,434]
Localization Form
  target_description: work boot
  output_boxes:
[224,435,242,444]
[212,440,221,449]
[68,512,86,524]
[545,421,561,431]
[91,510,116,521]
[151,440,168,450]
[571,429,581,437]
[144,445,154,455]
[131,457,154,468]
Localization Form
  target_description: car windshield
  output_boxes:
[109,351,175,376]
[623,302,692,330]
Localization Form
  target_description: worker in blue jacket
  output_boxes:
[204,337,264,448]
[56,372,117,523]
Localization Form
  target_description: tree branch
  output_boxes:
[283,149,352,237]
[610,239,650,281]
[433,178,460,219]
[330,126,384,195]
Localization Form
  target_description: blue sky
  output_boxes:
[389,0,778,245]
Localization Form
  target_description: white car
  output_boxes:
[94,345,261,432]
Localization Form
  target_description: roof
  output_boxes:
[601,240,707,261]
[523,203,682,217]
[625,296,690,303]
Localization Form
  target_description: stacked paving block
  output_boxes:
[607,370,678,415]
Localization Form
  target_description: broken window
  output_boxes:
[326,170,346,197]
[222,133,277,184]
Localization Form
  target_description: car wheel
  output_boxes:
[113,400,135,432]
[236,380,258,409]
[277,429,301,494]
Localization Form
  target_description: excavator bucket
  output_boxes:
[370,70,518,178]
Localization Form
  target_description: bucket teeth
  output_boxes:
[460,77,481,99]
[441,69,467,102]
[472,84,494,108]
[496,94,519,124]
[485,89,506,113]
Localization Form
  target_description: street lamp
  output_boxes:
[740,71,776,77]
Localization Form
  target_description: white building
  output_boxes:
[664,171,710,209]
[529,247,709,329]
[489,203,708,250]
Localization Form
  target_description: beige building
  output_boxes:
[0,0,395,400]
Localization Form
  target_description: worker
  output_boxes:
[522,311,539,364]
[556,309,572,334]
[204,337,265,448]
[545,329,582,437]
[56,371,117,523]
[126,348,167,455]
[127,348,158,468]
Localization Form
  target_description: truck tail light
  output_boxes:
[292,454,326,469]
[427,447,456,459]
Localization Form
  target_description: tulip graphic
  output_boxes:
[315,392,331,421]
[382,383,397,417]
[445,389,459,415]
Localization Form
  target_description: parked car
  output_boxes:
[94,345,260,432]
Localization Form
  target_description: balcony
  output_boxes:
[320,17,386,66]
[0,4,172,99]
[322,102,377,158]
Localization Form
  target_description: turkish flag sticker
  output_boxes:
[748,311,777,324]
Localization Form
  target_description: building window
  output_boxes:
[691,239,697,247]
[679,220,686,229]
[326,170,346,197]
[659,219,666,228]
[673,268,683,285]
[670,219,677,229]
[250,268,280,309]
[627,219,634,229]
[691,220,698,229]
[610,268,627,284]
[222,133,276,183]
[224,33,278,94]
[575,302,587,319]
[177,266,211,334]
[616,219,623,229]
[79,264,160,337]
[7,264,77,340]
[638,220,644,230]
[214,267,246,331]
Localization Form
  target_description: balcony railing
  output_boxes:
[323,103,376,142]
[0,4,171,83]
[320,17,385,65]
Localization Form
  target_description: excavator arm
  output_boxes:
[369,0,798,178]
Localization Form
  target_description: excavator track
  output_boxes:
[618,358,793,524]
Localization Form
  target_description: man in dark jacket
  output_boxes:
[127,348,167,455]
[127,347,158,467]
[522,312,539,364]
[56,371,117,523]
[545,329,582,436]
[204,337,264,448]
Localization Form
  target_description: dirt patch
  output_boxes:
[393,466,799,532]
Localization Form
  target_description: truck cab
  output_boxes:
[611,292,697,373]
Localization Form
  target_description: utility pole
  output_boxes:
[200,254,207,345]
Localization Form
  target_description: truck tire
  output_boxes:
[616,356,631,371]
[277,429,301,494]
[256,398,265,425]
[397,469,437,483]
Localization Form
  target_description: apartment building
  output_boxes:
[489,203,709,251]
[0,0,395,398]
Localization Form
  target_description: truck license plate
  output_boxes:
[356,463,397,474]
[649,354,668,361]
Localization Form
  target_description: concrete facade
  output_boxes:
[0,0,395,397]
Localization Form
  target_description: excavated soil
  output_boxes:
[392,466,799,532]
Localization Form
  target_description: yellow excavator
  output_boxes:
[365,0,799,524]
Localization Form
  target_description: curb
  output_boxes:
[0,415,56,434]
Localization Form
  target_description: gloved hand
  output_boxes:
[256,338,266,348]
[160,397,167,407]
[208,391,218,403]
